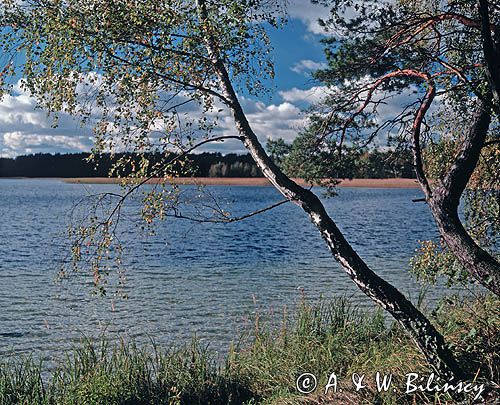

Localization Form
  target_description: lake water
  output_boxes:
[0,179,455,362]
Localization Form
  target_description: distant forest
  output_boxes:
[0,150,415,178]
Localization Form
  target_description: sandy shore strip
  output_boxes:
[61,177,421,188]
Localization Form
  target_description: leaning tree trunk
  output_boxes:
[412,0,500,296]
[429,99,499,296]
[414,95,500,296]
[196,0,466,382]
[223,73,465,382]
[430,192,500,296]
[478,0,500,116]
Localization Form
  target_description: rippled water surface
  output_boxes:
[0,179,449,361]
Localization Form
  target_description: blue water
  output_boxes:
[0,179,451,362]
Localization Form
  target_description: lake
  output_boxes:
[0,179,455,362]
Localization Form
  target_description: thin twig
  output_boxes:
[166,199,290,223]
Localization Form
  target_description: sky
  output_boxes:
[0,1,332,158]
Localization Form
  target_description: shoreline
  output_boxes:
[58,177,421,188]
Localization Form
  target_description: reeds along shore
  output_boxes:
[61,177,422,188]
[0,294,498,405]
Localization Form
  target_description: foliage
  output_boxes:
[0,0,496,386]
[0,147,418,179]
[304,0,498,165]
[0,0,288,286]
[265,138,291,169]
[410,240,470,286]
[296,0,500,287]
[266,135,415,194]
[433,293,500,383]
[410,134,500,286]
[0,294,497,404]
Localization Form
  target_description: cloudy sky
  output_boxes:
[0,1,332,157]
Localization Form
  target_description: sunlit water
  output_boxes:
[0,179,458,362]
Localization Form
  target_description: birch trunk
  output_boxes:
[195,1,466,380]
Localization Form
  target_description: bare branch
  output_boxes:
[167,199,290,223]
[410,77,435,200]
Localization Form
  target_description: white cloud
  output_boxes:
[286,0,330,35]
[0,74,423,158]
[279,86,328,104]
[209,97,306,151]
[2,132,93,157]
[291,59,327,75]
[0,81,94,157]
[286,0,394,35]
[0,78,312,156]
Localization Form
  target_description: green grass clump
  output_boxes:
[0,340,258,405]
[0,294,497,404]
[228,297,427,404]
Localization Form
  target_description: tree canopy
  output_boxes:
[294,0,500,293]
[0,0,283,165]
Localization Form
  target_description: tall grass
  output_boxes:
[0,294,497,404]
[0,339,256,405]
[228,297,427,404]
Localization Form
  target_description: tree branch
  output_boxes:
[100,42,232,106]
[440,96,492,208]
[410,78,435,200]
[104,135,244,224]
[427,94,500,296]
[196,0,467,382]
[166,199,290,223]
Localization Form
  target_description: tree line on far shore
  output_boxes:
[0,147,415,179]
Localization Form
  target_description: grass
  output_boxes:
[0,294,498,404]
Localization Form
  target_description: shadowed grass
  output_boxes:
[0,294,497,404]
[0,340,258,405]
